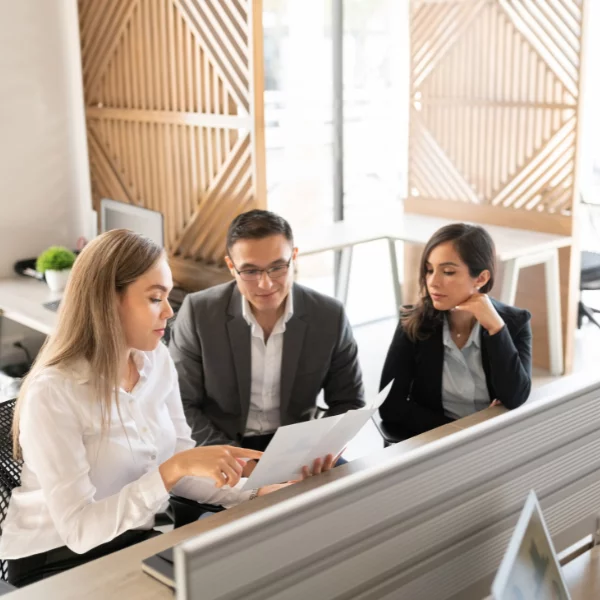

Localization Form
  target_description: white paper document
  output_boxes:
[243,381,393,490]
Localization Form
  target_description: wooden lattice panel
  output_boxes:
[78,0,265,266]
[409,0,584,217]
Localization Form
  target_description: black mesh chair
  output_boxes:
[579,250,600,329]
[579,196,600,329]
[371,410,407,447]
[0,399,23,584]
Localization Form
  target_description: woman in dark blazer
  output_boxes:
[379,223,532,439]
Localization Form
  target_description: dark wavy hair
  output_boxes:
[401,223,496,341]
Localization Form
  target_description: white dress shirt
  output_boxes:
[441,317,491,420]
[0,343,252,559]
[242,293,294,436]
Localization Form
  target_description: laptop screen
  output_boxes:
[100,198,164,248]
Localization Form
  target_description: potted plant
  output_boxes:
[36,246,76,292]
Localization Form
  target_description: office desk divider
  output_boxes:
[174,371,600,600]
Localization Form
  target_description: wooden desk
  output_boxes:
[0,278,58,335]
[295,214,571,375]
[3,409,505,599]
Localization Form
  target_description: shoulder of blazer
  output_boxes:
[291,282,345,320]
[185,281,238,318]
[490,298,532,335]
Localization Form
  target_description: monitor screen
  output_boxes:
[100,198,164,248]
[492,491,571,600]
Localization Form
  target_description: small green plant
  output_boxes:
[36,246,76,274]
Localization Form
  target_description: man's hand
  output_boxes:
[257,482,294,497]
[300,449,344,479]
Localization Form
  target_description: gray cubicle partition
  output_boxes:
[175,373,600,600]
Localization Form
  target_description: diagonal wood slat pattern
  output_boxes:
[408,0,584,219]
[78,0,265,276]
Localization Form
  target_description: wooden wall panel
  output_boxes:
[408,0,583,223]
[407,0,587,372]
[78,0,265,287]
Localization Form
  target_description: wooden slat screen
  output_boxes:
[408,0,584,226]
[78,0,265,277]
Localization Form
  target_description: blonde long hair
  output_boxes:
[13,229,164,457]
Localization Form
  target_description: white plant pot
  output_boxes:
[45,269,71,292]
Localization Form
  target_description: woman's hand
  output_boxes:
[241,459,258,477]
[454,293,505,335]
[160,446,263,491]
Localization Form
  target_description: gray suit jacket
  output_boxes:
[169,281,365,446]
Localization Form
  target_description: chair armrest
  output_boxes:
[167,495,225,529]
[371,411,408,447]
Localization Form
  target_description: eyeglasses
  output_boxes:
[231,257,293,282]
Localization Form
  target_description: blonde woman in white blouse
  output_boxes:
[0,229,290,588]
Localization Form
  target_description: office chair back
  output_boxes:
[0,399,22,582]
[578,196,600,328]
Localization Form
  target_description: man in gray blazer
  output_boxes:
[169,209,365,452]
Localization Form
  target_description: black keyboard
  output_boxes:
[43,299,61,312]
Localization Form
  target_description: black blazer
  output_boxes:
[379,299,532,438]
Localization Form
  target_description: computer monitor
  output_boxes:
[99,198,164,247]
[492,490,571,600]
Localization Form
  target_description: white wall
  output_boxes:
[0,0,92,277]
[0,0,92,368]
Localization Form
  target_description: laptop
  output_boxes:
[42,201,187,319]
[142,547,175,589]
[491,490,571,600]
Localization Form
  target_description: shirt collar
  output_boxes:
[69,349,150,385]
[241,292,294,332]
[443,316,481,350]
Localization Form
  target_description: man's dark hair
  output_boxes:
[226,209,294,252]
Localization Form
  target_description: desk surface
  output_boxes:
[296,214,572,261]
[0,278,58,335]
[3,408,506,600]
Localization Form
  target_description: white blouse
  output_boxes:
[441,317,491,419]
[0,343,252,559]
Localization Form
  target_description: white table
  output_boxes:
[295,214,572,376]
[0,277,59,335]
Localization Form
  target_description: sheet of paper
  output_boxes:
[243,416,343,490]
[304,409,374,466]
[242,380,394,490]
[363,380,394,410]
